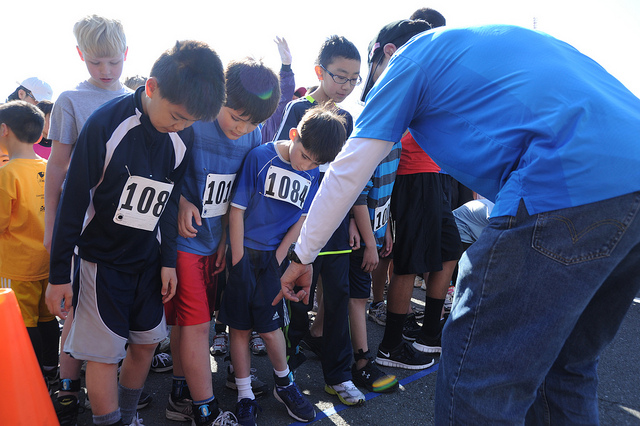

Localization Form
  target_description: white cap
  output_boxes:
[19,77,53,102]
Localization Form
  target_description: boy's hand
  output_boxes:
[273,262,312,305]
[45,283,73,319]
[361,245,379,273]
[178,196,201,238]
[232,247,244,267]
[380,226,393,258]
[275,36,292,66]
[161,267,177,303]
[348,218,361,251]
[214,242,227,275]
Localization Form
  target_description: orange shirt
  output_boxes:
[397,131,440,175]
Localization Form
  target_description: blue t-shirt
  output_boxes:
[231,142,319,251]
[176,120,261,256]
[353,25,640,217]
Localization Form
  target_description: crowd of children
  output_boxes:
[1,8,480,426]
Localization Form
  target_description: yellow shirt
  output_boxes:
[0,158,49,280]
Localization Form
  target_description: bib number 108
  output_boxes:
[114,176,174,231]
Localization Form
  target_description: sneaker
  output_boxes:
[166,395,194,422]
[45,367,60,394]
[352,358,398,393]
[137,391,153,410]
[413,308,425,321]
[412,331,442,353]
[402,313,422,341]
[54,395,80,426]
[155,336,171,355]
[225,366,269,397]
[210,332,229,356]
[414,275,424,288]
[126,413,144,425]
[151,352,174,373]
[368,301,387,326]
[192,398,220,426]
[299,332,322,358]
[235,398,261,426]
[444,285,455,314]
[212,410,239,426]
[375,341,436,370]
[324,381,365,406]
[273,382,316,422]
[249,332,267,356]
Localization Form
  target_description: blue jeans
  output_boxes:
[435,192,640,425]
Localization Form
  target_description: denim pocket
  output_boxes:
[532,193,640,265]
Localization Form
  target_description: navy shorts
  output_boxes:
[218,248,286,333]
[348,249,374,299]
[65,258,167,364]
[392,173,462,275]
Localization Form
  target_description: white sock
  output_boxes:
[235,376,254,401]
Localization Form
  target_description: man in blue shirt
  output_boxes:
[277,21,640,425]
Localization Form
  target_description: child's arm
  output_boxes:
[160,267,177,303]
[380,220,393,258]
[214,211,229,275]
[43,141,73,252]
[348,211,360,251]
[177,195,201,238]
[352,204,379,273]
[228,206,245,266]
[276,215,306,265]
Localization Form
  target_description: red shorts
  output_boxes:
[165,251,220,326]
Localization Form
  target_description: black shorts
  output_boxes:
[348,249,374,299]
[391,173,462,275]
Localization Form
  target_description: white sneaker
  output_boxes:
[211,410,239,426]
[249,331,267,356]
[210,332,229,356]
[126,413,144,425]
[324,380,365,406]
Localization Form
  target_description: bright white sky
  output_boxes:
[3,0,640,119]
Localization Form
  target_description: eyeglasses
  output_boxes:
[320,65,362,86]
[25,90,36,101]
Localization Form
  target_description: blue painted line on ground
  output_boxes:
[289,361,440,425]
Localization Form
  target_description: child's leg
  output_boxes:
[260,328,288,372]
[172,322,213,401]
[371,256,392,305]
[58,309,84,397]
[348,298,370,370]
[85,361,119,416]
[119,342,156,422]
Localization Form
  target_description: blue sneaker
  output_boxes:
[273,382,316,422]
[235,398,261,426]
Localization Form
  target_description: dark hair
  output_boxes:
[316,35,361,68]
[37,100,54,115]
[225,58,280,124]
[6,85,29,103]
[0,101,45,143]
[150,40,225,121]
[297,104,347,164]
[410,8,446,27]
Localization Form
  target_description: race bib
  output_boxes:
[373,198,391,232]
[202,173,236,218]
[263,166,310,209]
[113,176,174,231]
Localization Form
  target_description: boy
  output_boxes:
[0,101,60,389]
[42,15,133,424]
[275,35,365,406]
[348,139,405,389]
[220,105,345,425]
[164,57,280,426]
[45,40,225,426]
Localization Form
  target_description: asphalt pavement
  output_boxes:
[73,288,640,425]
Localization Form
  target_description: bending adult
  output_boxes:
[276,22,640,424]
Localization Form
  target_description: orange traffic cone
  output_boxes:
[0,288,58,425]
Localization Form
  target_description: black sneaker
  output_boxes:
[402,313,422,341]
[300,332,322,358]
[352,358,398,393]
[137,391,152,410]
[236,398,261,426]
[225,366,269,397]
[166,394,193,421]
[54,395,81,426]
[273,382,316,422]
[192,398,220,426]
[412,331,442,353]
[375,341,436,370]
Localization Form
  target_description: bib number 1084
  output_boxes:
[114,176,174,231]
[263,166,310,209]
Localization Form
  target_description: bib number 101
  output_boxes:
[114,176,174,231]
[264,166,310,209]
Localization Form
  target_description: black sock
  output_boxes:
[422,297,445,336]
[381,311,406,349]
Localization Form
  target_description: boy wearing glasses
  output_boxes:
[273,35,369,406]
